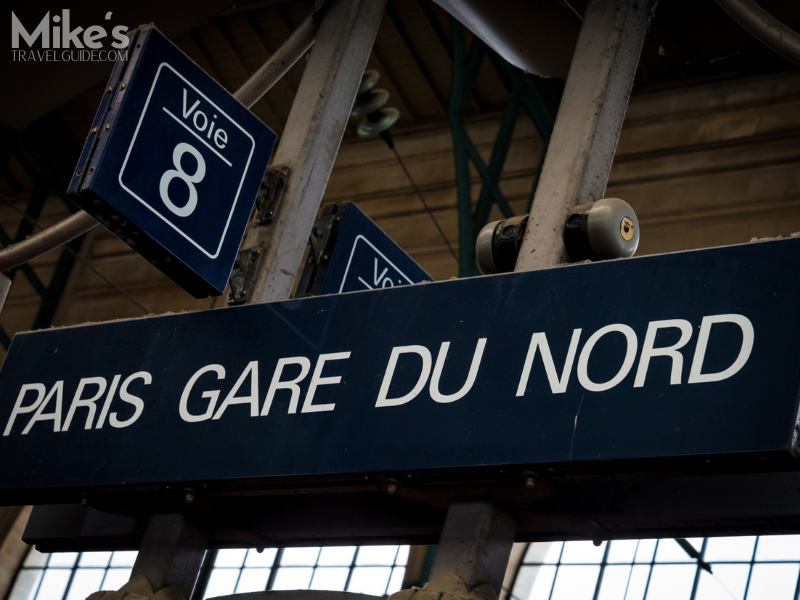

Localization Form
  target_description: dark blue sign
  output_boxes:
[69,26,276,297]
[318,203,430,294]
[1,238,800,499]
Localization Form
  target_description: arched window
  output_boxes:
[7,545,409,600]
[510,535,800,600]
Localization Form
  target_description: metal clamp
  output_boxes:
[227,245,262,305]
[256,166,290,225]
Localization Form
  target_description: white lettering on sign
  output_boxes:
[180,88,229,150]
[177,352,352,423]
[375,339,487,407]
[514,313,754,397]
[2,372,152,436]
[340,235,416,293]
[159,142,206,217]
[0,314,756,437]
[117,62,256,260]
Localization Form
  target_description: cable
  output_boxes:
[0,197,152,315]
[380,131,460,266]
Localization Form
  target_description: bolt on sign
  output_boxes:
[0,239,800,502]
[68,25,277,297]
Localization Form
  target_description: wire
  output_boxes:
[0,197,152,315]
[380,131,460,266]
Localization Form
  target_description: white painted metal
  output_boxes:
[716,0,800,66]
[243,0,388,304]
[514,0,657,271]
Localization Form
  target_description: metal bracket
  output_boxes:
[256,166,290,225]
[294,205,341,297]
[227,245,262,305]
[308,207,340,265]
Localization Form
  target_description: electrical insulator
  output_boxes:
[475,198,640,274]
[351,69,400,138]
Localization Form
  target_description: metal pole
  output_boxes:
[0,14,320,273]
[513,0,656,272]
[715,0,800,66]
[234,14,319,108]
[0,211,96,272]
[241,0,388,304]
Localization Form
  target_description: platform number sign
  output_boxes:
[69,26,276,297]
[299,202,430,297]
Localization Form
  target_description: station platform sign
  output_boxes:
[68,25,276,297]
[1,238,799,504]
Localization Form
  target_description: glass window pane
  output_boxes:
[35,569,72,599]
[235,568,270,593]
[356,546,399,566]
[695,564,750,600]
[310,567,350,591]
[245,548,277,567]
[23,549,49,567]
[272,567,314,590]
[513,565,557,600]
[624,565,652,600]
[387,566,406,594]
[65,569,106,600]
[634,540,657,563]
[280,547,320,566]
[396,546,410,566]
[549,565,600,600]
[215,549,247,568]
[102,568,132,590]
[654,538,701,563]
[608,540,639,564]
[704,536,756,562]
[597,565,633,600]
[203,568,239,599]
[754,535,800,561]
[560,541,606,564]
[8,569,43,600]
[109,551,137,567]
[746,564,799,600]
[78,552,112,568]
[318,546,356,566]
[524,542,562,565]
[48,552,79,567]
[644,565,695,600]
[348,566,392,595]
